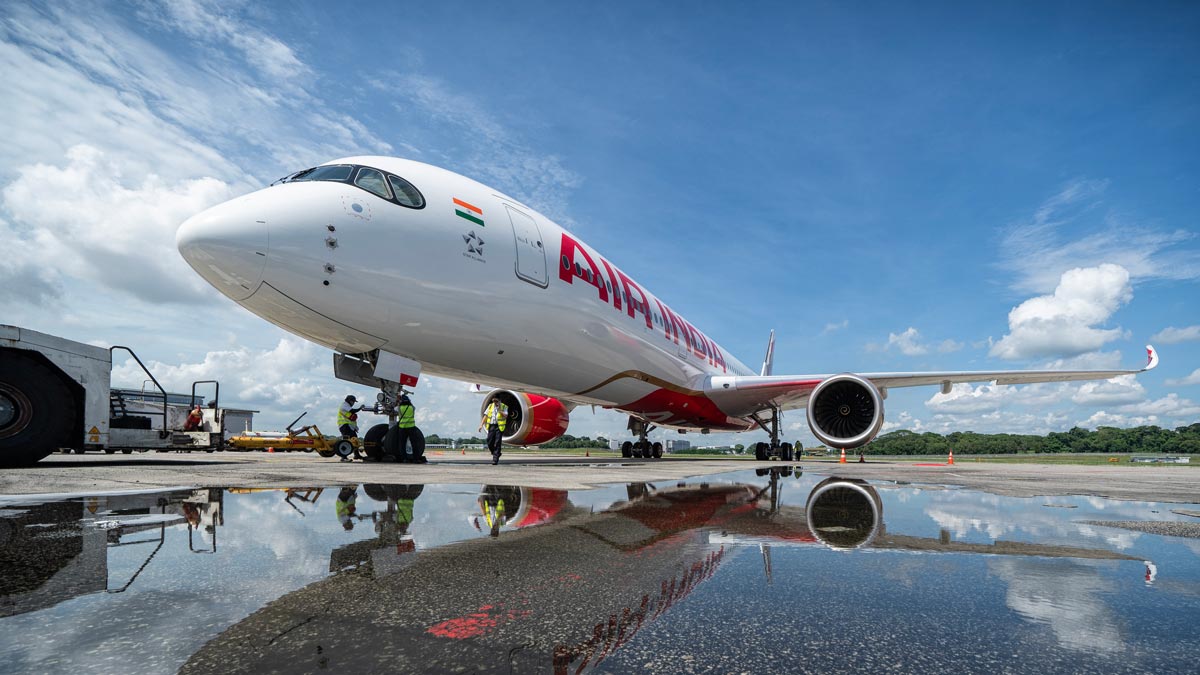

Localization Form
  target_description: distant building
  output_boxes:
[666,440,690,452]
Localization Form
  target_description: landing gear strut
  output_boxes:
[622,417,662,459]
[750,406,794,461]
[362,383,424,462]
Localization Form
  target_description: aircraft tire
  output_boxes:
[407,427,425,460]
[651,442,663,459]
[363,423,389,460]
[755,442,769,461]
[620,441,633,458]
[0,354,76,467]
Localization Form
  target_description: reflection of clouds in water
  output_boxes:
[924,492,1163,550]
[989,557,1124,654]
[1075,524,1141,551]
[224,494,336,574]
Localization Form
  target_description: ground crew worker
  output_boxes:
[183,405,204,431]
[479,399,508,465]
[338,395,363,437]
[338,395,364,459]
[394,394,425,463]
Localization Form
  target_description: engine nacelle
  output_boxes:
[480,390,571,446]
[805,373,884,449]
[805,478,883,549]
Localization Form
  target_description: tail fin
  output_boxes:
[760,330,775,377]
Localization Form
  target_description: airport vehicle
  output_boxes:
[175,157,1160,461]
[0,324,231,466]
[225,412,353,458]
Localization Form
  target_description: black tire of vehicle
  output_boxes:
[755,442,769,461]
[363,424,388,460]
[0,354,77,467]
[121,448,133,454]
[651,442,663,459]
[333,439,355,458]
[621,441,633,458]
[104,448,116,454]
[316,449,335,458]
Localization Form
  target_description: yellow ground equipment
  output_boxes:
[225,412,358,458]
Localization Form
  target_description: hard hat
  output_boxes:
[346,395,357,403]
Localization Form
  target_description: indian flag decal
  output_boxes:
[454,198,484,226]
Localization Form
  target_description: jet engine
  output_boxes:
[805,373,884,449]
[480,390,571,446]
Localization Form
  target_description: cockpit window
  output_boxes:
[388,175,424,208]
[354,167,391,199]
[293,165,354,182]
[275,163,425,209]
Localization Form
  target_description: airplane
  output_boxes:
[176,157,1160,459]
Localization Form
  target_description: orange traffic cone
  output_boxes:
[267,447,274,453]
[461,448,466,455]
[839,448,846,464]
[585,450,590,457]
[948,449,955,465]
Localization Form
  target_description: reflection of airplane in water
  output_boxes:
[180,473,1139,675]
[0,489,222,617]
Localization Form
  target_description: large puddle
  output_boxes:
[1,468,1198,673]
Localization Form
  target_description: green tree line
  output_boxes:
[865,423,1200,455]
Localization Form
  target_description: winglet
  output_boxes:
[760,330,776,377]
[1144,345,1159,371]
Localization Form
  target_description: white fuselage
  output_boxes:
[178,157,756,431]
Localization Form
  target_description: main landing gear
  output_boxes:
[750,406,795,461]
[620,416,663,459]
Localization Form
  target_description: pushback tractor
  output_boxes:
[0,325,231,467]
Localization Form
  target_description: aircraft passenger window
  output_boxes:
[354,168,392,199]
[387,174,425,208]
[561,256,570,270]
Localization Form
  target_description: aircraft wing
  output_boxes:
[705,345,1159,417]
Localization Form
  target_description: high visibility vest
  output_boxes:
[397,404,416,429]
[484,402,508,431]
[337,404,355,428]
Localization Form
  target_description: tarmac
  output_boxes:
[4,452,1199,503]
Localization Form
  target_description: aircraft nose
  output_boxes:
[177,196,269,301]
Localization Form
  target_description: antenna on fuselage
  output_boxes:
[760,330,776,377]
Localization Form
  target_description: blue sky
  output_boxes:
[1,0,1197,444]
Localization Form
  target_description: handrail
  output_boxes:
[106,525,166,593]
[110,346,167,435]
[191,379,219,409]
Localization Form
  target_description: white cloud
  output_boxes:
[372,73,582,223]
[821,319,848,335]
[927,383,1019,415]
[1166,368,1200,387]
[1,145,232,304]
[1115,393,1200,419]
[1077,411,1159,428]
[1150,325,1200,344]
[1070,375,1146,406]
[936,338,964,353]
[1000,179,1200,294]
[990,264,1132,360]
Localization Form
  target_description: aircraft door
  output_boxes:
[504,205,548,288]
